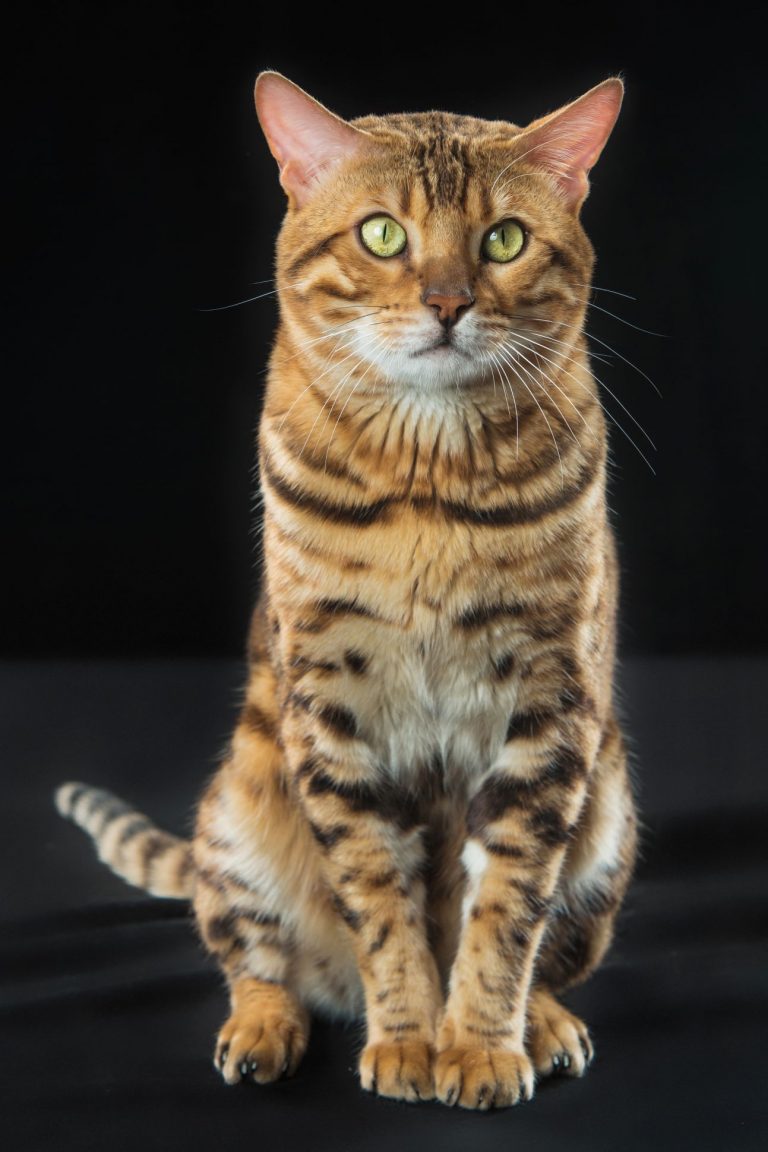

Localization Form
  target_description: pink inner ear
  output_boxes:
[255,72,367,208]
[521,80,624,207]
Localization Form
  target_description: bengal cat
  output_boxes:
[56,71,637,1109]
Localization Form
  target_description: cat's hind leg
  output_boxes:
[528,718,637,1079]
[193,654,323,1085]
[193,732,312,1082]
[195,811,309,1085]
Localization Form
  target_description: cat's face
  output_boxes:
[257,76,622,398]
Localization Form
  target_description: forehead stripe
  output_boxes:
[412,134,472,212]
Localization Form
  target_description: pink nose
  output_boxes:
[422,289,474,327]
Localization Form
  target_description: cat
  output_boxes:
[55,71,637,1110]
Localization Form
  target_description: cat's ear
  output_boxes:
[517,78,624,210]
[254,72,368,208]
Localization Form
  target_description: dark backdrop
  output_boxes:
[6,2,767,657]
[4,10,768,1150]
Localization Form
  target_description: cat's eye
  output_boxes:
[481,219,525,263]
[359,215,408,258]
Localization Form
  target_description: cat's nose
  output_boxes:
[422,288,475,328]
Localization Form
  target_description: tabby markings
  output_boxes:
[243,702,277,739]
[299,758,423,830]
[344,649,369,675]
[296,597,377,633]
[441,456,599,526]
[468,751,587,824]
[263,455,393,526]
[288,692,359,740]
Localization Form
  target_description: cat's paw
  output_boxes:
[434,1046,534,1109]
[359,1040,435,1102]
[527,989,594,1078]
[215,1006,308,1085]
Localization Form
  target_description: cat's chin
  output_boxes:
[376,345,485,393]
[415,342,462,358]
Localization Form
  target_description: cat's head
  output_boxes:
[255,73,622,394]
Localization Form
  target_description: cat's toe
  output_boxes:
[435,1046,534,1109]
[359,1040,435,1102]
[527,992,593,1078]
[215,1011,307,1085]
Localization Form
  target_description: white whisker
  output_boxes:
[502,340,581,443]
[512,312,663,398]
[299,351,371,458]
[488,346,519,456]
[577,282,637,302]
[274,334,358,434]
[324,338,392,472]
[515,330,656,473]
[494,342,564,485]
[518,328,658,447]
[197,287,280,312]
[490,128,582,194]
[273,312,387,369]
[575,297,667,339]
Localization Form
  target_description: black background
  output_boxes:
[5,1,767,658]
[4,7,768,1151]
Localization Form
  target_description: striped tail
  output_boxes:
[55,781,195,899]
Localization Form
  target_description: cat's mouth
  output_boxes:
[414,333,464,357]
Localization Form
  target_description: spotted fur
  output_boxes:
[55,72,637,1109]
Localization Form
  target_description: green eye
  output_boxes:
[482,219,525,263]
[360,215,407,258]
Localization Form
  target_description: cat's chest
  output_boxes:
[360,623,516,781]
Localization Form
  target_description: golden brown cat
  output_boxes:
[56,71,637,1109]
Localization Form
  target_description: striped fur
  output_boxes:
[55,73,638,1109]
[55,782,194,898]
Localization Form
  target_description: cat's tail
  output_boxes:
[54,782,195,900]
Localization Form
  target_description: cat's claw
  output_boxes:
[435,1046,534,1110]
[359,1040,435,1102]
[215,1012,307,1085]
[527,992,594,1078]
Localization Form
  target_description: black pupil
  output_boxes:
[382,221,388,244]
[500,227,507,247]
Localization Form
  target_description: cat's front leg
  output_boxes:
[435,714,599,1109]
[285,710,441,1102]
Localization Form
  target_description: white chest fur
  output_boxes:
[357,620,517,784]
